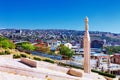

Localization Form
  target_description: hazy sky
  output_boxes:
[0,0,120,33]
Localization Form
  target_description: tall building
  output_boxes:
[83,16,91,74]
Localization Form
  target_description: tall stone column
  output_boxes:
[84,16,91,74]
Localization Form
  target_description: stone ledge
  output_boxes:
[67,68,83,77]
[21,58,37,67]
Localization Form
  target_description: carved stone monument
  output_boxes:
[83,16,91,74]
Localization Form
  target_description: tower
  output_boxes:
[83,16,91,73]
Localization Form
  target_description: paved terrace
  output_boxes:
[0,56,80,80]
[0,55,111,80]
[0,71,43,80]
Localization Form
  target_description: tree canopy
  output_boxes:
[16,42,35,51]
[104,46,120,55]
[58,44,75,58]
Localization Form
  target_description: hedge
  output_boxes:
[43,58,55,63]
[91,69,116,78]
[58,62,84,70]
[20,54,27,58]
[0,51,10,55]
[0,52,4,55]
[33,57,41,61]
[5,50,11,54]
[13,54,21,58]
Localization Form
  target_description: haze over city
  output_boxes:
[0,0,120,33]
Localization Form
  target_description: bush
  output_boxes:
[0,51,10,55]
[5,50,10,55]
[0,52,4,55]
[20,54,27,58]
[43,58,54,63]
[91,69,116,78]
[33,57,41,61]
[13,54,21,58]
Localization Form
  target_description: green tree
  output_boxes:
[21,43,35,51]
[16,42,35,51]
[58,44,75,59]
[104,46,120,55]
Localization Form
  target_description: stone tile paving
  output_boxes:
[0,71,43,80]
[0,56,111,80]
[0,56,80,80]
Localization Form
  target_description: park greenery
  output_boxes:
[0,37,15,49]
[16,42,35,51]
[104,46,120,55]
[58,44,75,59]
[16,42,75,59]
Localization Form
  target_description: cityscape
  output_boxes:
[0,0,120,80]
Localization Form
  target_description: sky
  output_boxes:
[0,0,120,33]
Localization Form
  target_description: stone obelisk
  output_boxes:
[84,16,91,74]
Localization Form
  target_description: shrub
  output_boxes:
[20,54,27,58]
[33,57,41,61]
[0,52,4,55]
[13,54,21,58]
[0,51,11,55]
[43,58,54,63]
[5,50,10,55]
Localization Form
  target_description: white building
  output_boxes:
[48,40,61,48]
[64,43,72,49]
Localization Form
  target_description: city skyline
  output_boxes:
[0,0,120,33]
